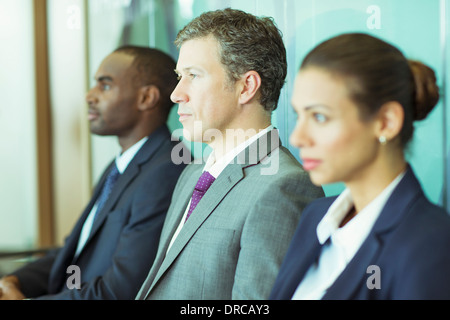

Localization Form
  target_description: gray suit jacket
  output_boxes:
[136,129,324,300]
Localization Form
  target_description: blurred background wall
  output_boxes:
[0,0,448,251]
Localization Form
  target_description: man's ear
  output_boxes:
[375,101,404,142]
[138,85,160,111]
[238,71,262,105]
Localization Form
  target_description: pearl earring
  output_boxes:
[379,136,387,145]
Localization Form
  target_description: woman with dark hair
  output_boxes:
[270,33,450,300]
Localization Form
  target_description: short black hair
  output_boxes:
[114,45,178,117]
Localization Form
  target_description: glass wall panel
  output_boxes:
[87,0,449,210]
[47,0,91,245]
[87,0,148,183]
[290,0,445,198]
[0,0,38,249]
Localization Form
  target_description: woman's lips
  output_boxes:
[178,113,192,122]
[302,158,322,171]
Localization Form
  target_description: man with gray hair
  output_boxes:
[136,8,323,300]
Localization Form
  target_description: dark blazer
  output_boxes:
[270,166,450,300]
[136,129,324,300]
[12,125,187,299]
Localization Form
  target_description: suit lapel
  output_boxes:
[87,162,139,239]
[75,125,170,259]
[272,197,335,299]
[145,129,281,296]
[161,165,244,265]
[48,168,111,292]
[278,238,323,299]
[236,128,280,168]
[147,163,244,295]
[158,168,202,253]
[323,235,381,299]
[323,166,422,299]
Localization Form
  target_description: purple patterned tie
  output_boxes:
[185,171,216,222]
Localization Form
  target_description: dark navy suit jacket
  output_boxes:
[270,166,450,300]
[12,125,188,299]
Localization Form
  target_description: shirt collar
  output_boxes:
[316,170,407,246]
[204,125,274,178]
[115,136,148,174]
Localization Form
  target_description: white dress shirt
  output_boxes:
[167,125,274,253]
[292,171,406,300]
[74,137,148,258]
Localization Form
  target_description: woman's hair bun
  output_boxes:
[408,60,440,121]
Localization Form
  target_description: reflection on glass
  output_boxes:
[87,0,449,206]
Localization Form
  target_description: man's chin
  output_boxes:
[89,126,111,137]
